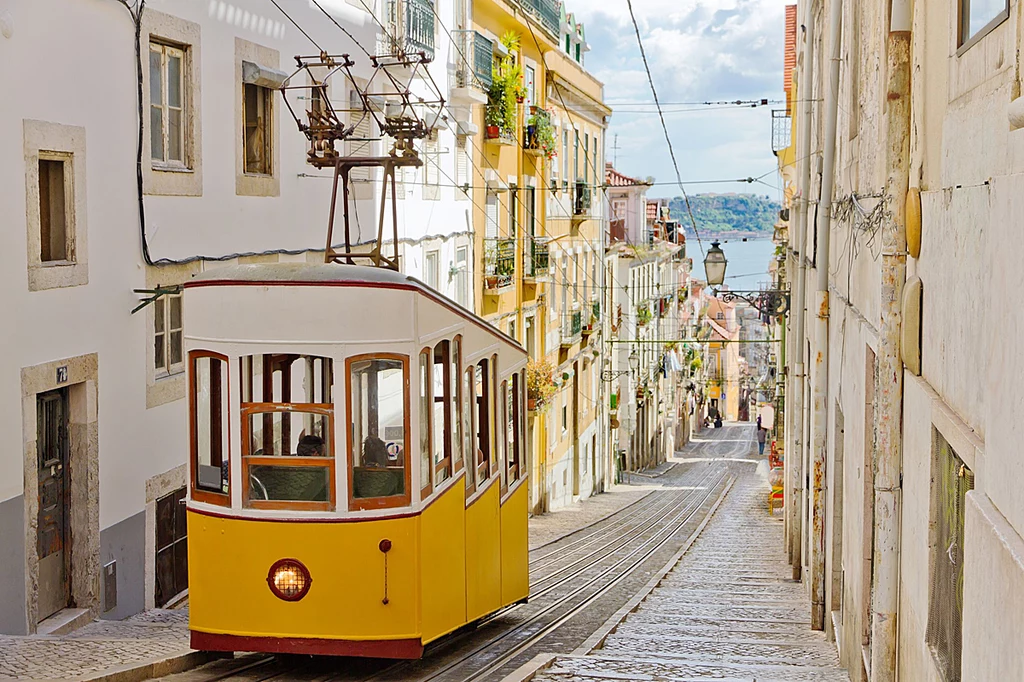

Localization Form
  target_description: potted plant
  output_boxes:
[525,107,557,160]
[526,358,557,411]
[637,304,652,327]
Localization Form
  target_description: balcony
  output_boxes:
[378,0,436,61]
[453,30,493,91]
[520,0,559,37]
[570,179,594,234]
[583,300,600,335]
[483,238,516,291]
[485,107,517,145]
[772,109,792,154]
[561,309,583,347]
[523,237,550,281]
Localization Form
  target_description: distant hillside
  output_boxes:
[669,193,780,236]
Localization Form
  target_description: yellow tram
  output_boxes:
[183,263,529,658]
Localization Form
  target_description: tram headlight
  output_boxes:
[266,559,312,601]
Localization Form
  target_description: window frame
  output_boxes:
[956,0,1010,54]
[419,348,433,498]
[464,365,476,500]
[345,353,412,511]
[149,40,188,170]
[154,292,185,379]
[243,82,274,176]
[240,402,336,512]
[189,350,231,507]
[432,341,454,486]
[37,155,73,264]
[474,360,491,488]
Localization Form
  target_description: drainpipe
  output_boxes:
[787,0,815,580]
[871,0,910,678]
[809,0,843,632]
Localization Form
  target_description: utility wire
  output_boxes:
[624,0,706,258]
[269,0,325,53]
[309,0,372,57]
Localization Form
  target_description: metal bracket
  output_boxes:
[131,285,183,315]
[716,288,791,316]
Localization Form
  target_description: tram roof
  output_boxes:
[185,263,525,352]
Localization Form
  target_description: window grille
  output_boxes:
[926,431,974,682]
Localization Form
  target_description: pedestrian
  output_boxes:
[757,425,768,455]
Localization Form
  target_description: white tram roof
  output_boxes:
[184,263,525,360]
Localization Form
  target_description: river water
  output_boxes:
[688,237,777,290]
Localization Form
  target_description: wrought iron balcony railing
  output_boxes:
[561,309,583,346]
[378,0,436,61]
[772,109,792,153]
[573,180,592,216]
[524,237,550,279]
[453,30,493,90]
[583,300,600,334]
[483,237,516,290]
[520,0,559,36]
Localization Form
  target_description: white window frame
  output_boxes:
[154,293,185,379]
[243,82,273,176]
[150,41,187,170]
[424,249,440,290]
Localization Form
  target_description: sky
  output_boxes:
[568,0,789,199]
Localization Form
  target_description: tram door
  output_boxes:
[37,389,70,622]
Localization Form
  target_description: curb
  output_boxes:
[79,650,223,682]
[498,653,560,682]
[571,474,736,656]
[528,489,656,552]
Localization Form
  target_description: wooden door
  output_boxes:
[155,487,188,606]
[37,389,70,621]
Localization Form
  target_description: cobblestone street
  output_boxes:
[530,424,850,682]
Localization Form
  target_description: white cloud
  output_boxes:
[567,0,790,196]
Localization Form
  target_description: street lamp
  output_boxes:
[705,240,791,316]
[628,350,640,374]
[703,241,728,287]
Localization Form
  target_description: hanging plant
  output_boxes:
[525,107,557,160]
[637,304,652,326]
[526,358,557,410]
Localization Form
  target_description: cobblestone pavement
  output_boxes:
[531,423,851,682]
[0,609,192,681]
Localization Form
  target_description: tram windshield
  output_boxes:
[240,354,335,510]
[349,357,408,505]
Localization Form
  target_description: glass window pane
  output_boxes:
[966,0,1007,40]
[248,411,330,457]
[451,339,462,470]
[151,107,164,161]
[154,333,165,371]
[167,52,182,107]
[168,108,182,162]
[169,295,182,330]
[169,331,183,367]
[193,356,228,493]
[463,369,473,477]
[149,48,163,105]
[155,297,165,332]
[248,465,329,502]
[350,358,407,499]
[419,351,431,491]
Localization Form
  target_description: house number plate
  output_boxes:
[56,366,68,384]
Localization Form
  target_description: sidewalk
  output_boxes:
[0,608,211,682]
[528,482,658,551]
[526,469,851,681]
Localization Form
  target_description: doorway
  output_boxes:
[37,389,70,622]
[155,487,188,607]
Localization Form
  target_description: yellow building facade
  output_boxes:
[461,0,610,512]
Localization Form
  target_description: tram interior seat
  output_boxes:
[353,467,404,498]
[249,467,329,502]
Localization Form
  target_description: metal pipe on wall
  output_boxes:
[870,0,911,677]
[787,0,815,580]
[809,0,843,632]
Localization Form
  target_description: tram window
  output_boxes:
[191,352,229,503]
[348,356,409,508]
[508,373,521,484]
[433,341,452,485]
[499,380,509,492]
[452,337,463,474]
[463,367,475,497]
[419,350,432,496]
[490,355,499,476]
[475,361,490,487]
[240,353,335,511]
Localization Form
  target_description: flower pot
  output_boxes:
[516,96,524,103]
[527,398,537,411]
[486,125,500,139]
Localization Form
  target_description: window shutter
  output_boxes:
[456,137,469,189]
[485,192,499,240]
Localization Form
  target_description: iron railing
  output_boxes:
[561,309,583,346]
[483,237,515,289]
[453,30,492,89]
[484,106,517,144]
[772,109,792,153]
[520,0,559,36]
[379,0,436,61]
[525,237,550,279]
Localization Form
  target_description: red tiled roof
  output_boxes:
[605,163,646,187]
[784,5,797,113]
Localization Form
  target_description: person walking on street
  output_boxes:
[757,425,768,456]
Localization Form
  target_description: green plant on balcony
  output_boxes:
[486,32,525,140]
[525,107,557,159]
[526,358,557,410]
[637,304,652,327]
